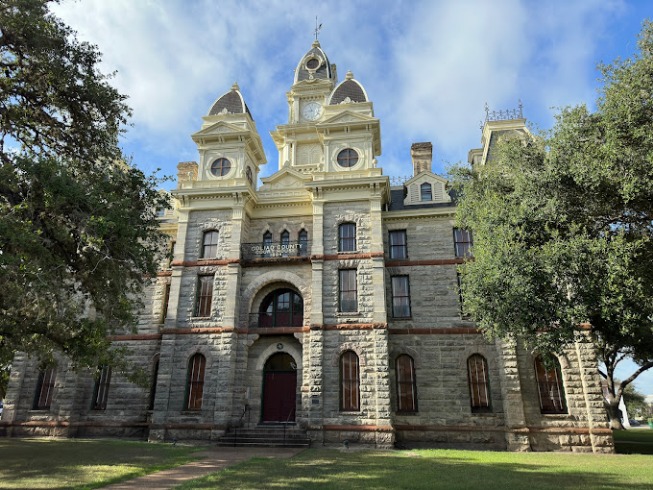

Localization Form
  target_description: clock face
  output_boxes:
[302,101,322,121]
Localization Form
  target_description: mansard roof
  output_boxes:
[207,83,253,119]
[294,40,336,84]
[329,71,368,104]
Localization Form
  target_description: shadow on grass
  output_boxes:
[179,449,652,490]
[0,438,201,489]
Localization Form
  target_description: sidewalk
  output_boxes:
[101,446,304,489]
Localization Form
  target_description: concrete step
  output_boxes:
[217,425,311,448]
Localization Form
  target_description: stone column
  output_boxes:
[164,210,190,328]
[498,339,531,451]
[369,196,387,323]
[310,200,324,326]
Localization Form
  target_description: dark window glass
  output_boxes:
[262,231,272,258]
[534,355,567,414]
[338,222,356,252]
[468,354,491,412]
[148,356,160,411]
[280,230,290,257]
[340,351,360,411]
[33,367,56,410]
[186,353,206,411]
[420,182,432,201]
[337,148,359,168]
[202,231,219,258]
[195,275,214,317]
[391,276,411,318]
[396,355,417,413]
[298,229,308,256]
[210,157,231,176]
[259,288,303,327]
[160,282,171,324]
[454,228,473,258]
[389,230,407,259]
[306,57,319,69]
[92,366,111,410]
[339,269,357,312]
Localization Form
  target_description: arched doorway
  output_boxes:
[259,288,303,328]
[261,353,297,423]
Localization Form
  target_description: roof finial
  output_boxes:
[314,16,322,42]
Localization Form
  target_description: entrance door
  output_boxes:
[262,353,297,423]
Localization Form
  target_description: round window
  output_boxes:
[306,57,320,70]
[210,158,231,177]
[336,148,359,168]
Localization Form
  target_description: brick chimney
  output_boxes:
[411,142,432,176]
[177,161,198,183]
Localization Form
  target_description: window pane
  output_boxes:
[389,230,407,259]
[298,229,308,256]
[202,231,219,258]
[340,351,360,411]
[392,276,411,318]
[195,275,214,317]
[92,366,111,410]
[34,367,56,410]
[187,354,206,410]
[396,355,417,412]
[535,356,567,414]
[454,228,473,258]
[339,270,357,312]
[468,354,491,412]
[420,183,432,201]
[339,223,356,252]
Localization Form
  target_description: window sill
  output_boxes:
[336,312,361,317]
[396,411,418,416]
[392,316,412,321]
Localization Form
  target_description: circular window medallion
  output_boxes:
[210,157,231,177]
[306,57,320,70]
[336,148,359,168]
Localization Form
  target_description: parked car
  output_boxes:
[629,419,641,426]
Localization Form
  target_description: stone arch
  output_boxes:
[240,270,310,326]
[255,341,302,371]
[389,346,421,368]
[330,342,367,367]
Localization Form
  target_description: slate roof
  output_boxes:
[208,87,254,120]
[330,78,367,104]
[295,42,335,83]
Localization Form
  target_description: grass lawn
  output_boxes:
[613,428,653,454]
[0,438,202,489]
[177,448,653,490]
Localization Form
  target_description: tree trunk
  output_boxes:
[604,394,624,430]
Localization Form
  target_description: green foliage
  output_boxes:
[0,1,169,377]
[450,21,653,417]
[622,383,647,418]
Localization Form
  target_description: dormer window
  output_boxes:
[210,158,231,177]
[420,183,432,201]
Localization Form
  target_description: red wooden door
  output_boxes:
[262,371,296,422]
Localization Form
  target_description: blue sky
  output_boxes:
[51,0,653,395]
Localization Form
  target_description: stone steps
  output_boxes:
[216,425,311,448]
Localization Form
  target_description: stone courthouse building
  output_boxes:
[2,40,612,452]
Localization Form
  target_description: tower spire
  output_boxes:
[314,16,322,42]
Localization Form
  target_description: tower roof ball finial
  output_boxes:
[231,82,240,91]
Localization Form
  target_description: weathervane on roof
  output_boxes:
[314,16,322,42]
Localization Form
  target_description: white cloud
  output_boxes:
[51,0,634,178]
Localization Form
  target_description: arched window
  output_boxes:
[396,355,417,413]
[262,231,272,257]
[534,355,567,414]
[338,222,356,252]
[33,366,56,410]
[298,229,308,256]
[467,354,491,412]
[201,230,219,258]
[92,365,111,410]
[259,288,303,327]
[340,351,360,411]
[420,182,432,201]
[280,230,290,257]
[186,353,206,411]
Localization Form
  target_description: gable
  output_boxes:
[403,172,451,205]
